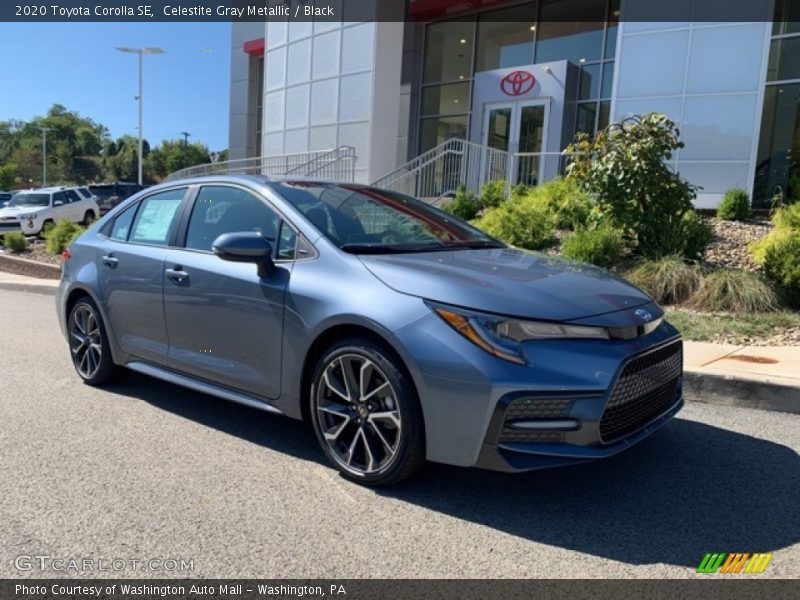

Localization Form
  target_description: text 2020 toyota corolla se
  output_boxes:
[56,175,683,485]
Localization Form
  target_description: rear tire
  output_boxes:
[82,211,96,226]
[310,337,425,486]
[67,298,126,386]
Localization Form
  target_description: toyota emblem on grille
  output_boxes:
[635,309,653,322]
[500,70,536,96]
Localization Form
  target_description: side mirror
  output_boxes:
[212,231,275,277]
[53,200,64,207]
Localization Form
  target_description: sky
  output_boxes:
[0,22,231,150]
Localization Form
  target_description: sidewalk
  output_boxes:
[2,270,798,413]
[0,272,59,295]
[683,342,800,414]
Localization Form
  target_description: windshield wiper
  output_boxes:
[340,242,448,254]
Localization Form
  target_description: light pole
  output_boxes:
[37,127,53,187]
[115,46,165,185]
[180,131,191,169]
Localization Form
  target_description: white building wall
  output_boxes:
[261,9,405,183]
[611,19,771,208]
[229,21,265,161]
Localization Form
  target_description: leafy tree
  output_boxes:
[0,163,19,190]
[566,113,708,259]
[145,140,210,181]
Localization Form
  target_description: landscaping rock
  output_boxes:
[703,216,772,273]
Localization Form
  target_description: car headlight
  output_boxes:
[22,213,39,222]
[430,303,610,365]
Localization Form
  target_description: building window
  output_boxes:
[419,116,469,152]
[535,0,606,65]
[755,2,800,206]
[423,20,474,84]
[475,4,538,72]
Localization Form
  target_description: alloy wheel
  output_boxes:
[69,304,102,379]
[316,354,402,476]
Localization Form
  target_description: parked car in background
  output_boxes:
[89,182,144,215]
[56,175,683,486]
[0,186,100,236]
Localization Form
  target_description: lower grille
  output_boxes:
[599,341,682,443]
[499,396,572,444]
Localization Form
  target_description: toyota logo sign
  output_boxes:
[500,70,536,96]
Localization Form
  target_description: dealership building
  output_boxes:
[228,0,799,208]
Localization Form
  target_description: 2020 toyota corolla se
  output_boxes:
[56,176,683,485]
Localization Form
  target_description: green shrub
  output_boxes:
[480,180,507,208]
[772,202,800,231]
[2,231,27,252]
[442,186,480,221]
[473,195,555,250]
[510,182,530,199]
[515,177,593,230]
[691,269,779,313]
[716,188,751,221]
[753,231,800,308]
[45,219,85,256]
[561,225,626,268]
[566,113,703,259]
[623,256,704,305]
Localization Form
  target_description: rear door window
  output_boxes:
[65,190,82,203]
[129,188,186,245]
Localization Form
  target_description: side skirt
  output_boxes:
[126,360,284,416]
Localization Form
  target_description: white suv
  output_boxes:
[0,186,100,236]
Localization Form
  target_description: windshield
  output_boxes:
[272,182,504,254]
[8,193,50,207]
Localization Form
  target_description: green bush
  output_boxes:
[716,188,751,221]
[442,186,480,221]
[623,256,704,305]
[566,113,703,259]
[473,195,555,250]
[45,219,85,256]
[749,203,800,307]
[510,182,530,199]
[772,202,800,231]
[480,180,507,208]
[691,269,779,313]
[2,231,27,252]
[753,231,800,308]
[515,177,593,230]
[561,225,626,268]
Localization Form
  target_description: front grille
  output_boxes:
[599,341,682,443]
[499,396,572,444]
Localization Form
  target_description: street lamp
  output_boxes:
[36,127,54,187]
[115,46,165,185]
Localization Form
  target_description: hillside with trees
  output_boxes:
[0,104,221,188]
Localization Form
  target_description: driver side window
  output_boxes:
[185,186,281,253]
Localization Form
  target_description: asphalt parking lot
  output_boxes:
[1,288,798,579]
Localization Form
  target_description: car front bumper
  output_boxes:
[392,311,683,471]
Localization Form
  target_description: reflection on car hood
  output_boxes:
[358,247,653,322]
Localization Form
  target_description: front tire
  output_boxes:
[310,338,425,486]
[68,298,126,386]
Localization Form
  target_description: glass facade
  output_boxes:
[756,0,800,205]
[418,0,619,153]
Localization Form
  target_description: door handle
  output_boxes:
[165,267,189,284]
[101,255,118,268]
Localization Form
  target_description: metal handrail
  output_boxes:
[164,146,357,182]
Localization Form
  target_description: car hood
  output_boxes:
[0,206,42,218]
[358,247,653,322]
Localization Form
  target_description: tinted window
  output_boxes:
[9,193,49,207]
[273,182,502,253]
[185,186,280,252]
[77,188,92,199]
[65,190,82,203]
[277,222,297,260]
[52,192,67,206]
[89,185,114,198]
[110,205,137,241]
[129,188,185,245]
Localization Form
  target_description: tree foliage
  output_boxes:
[0,104,222,185]
[566,113,708,259]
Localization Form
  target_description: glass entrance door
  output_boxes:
[482,100,548,185]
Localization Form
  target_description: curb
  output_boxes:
[0,282,58,296]
[683,370,800,415]
[0,253,61,279]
